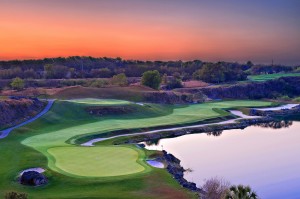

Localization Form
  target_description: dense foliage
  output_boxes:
[0,57,297,87]
[141,70,162,89]
[225,185,258,199]
[193,62,247,83]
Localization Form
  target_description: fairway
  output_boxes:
[48,146,145,177]
[21,99,272,178]
[0,98,274,198]
[248,73,300,81]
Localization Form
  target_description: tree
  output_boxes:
[141,70,162,90]
[10,77,24,90]
[193,63,225,83]
[44,64,68,79]
[225,185,258,199]
[202,177,230,199]
[111,73,128,86]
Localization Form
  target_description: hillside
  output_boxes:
[0,98,46,129]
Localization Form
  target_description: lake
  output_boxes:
[145,118,300,199]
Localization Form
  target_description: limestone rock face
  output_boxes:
[20,171,48,186]
[0,97,45,127]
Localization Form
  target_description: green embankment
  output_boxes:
[248,73,300,82]
[0,98,272,198]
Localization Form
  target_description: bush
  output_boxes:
[294,97,300,102]
[5,192,28,199]
[202,177,230,199]
[10,77,25,90]
[166,78,183,89]
[111,73,128,86]
[90,79,109,88]
[225,185,258,199]
[141,70,162,90]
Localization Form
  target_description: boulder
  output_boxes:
[20,171,47,186]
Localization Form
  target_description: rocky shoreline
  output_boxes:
[117,117,273,145]
[250,104,300,117]
[159,150,204,195]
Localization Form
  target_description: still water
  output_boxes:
[145,120,300,199]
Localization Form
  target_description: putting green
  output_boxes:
[21,99,273,178]
[48,146,145,177]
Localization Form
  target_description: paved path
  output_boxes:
[0,100,55,139]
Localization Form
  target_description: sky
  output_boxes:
[0,0,300,65]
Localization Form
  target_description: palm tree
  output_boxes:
[225,185,258,199]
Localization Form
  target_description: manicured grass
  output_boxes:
[48,146,145,177]
[64,98,131,105]
[248,73,300,82]
[21,99,271,178]
[0,98,273,198]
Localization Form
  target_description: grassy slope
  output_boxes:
[52,86,153,101]
[0,99,272,198]
[248,73,300,82]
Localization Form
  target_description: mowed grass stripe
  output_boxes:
[48,146,145,177]
[64,98,131,105]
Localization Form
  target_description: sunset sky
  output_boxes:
[1,0,300,64]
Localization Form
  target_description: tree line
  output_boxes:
[0,57,297,81]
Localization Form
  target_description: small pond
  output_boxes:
[145,117,300,199]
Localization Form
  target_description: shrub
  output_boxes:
[141,70,162,90]
[111,73,128,86]
[10,77,25,90]
[294,97,300,102]
[5,191,28,199]
[202,177,230,199]
[225,185,258,199]
[90,79,109,88]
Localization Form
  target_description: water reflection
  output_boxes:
[145,120,293,147]
[206,131,223,137]
[144,119,300,199]
[253,120,293,129]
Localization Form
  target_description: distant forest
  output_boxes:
[0,56,298,82]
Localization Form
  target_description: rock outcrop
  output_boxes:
[160,150,202,194]
[176,76,300,100]
[20,171,47,186]
[86,106,135,116]
[142,91,207,104]
[249,105,300,117]
[0,97,46,128]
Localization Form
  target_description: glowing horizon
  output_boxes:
[1,0,300,65]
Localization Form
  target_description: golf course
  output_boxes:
[248,73,300,82]
[0,99,273,198]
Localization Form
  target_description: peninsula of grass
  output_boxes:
[248,73,300,82]
[0,98,273,198]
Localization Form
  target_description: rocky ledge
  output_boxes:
[250,105,300,117]
[0,97,46,128]
[159,150,203,194]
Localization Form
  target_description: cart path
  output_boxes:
[81,103,299,146]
